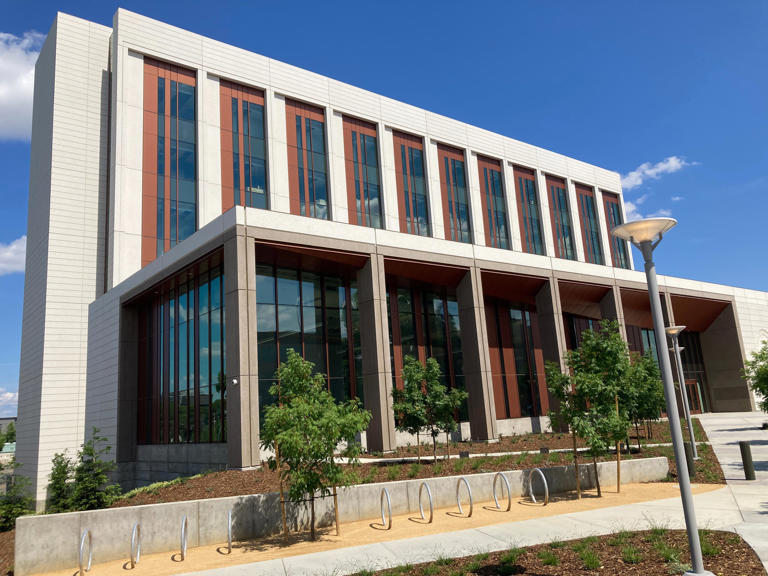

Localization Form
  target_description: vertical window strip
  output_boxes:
[231,97,240,206]
[157,78,165,259]
[401,145,412,233]
[352,131,363,225]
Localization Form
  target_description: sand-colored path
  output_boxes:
[38,482,722,576]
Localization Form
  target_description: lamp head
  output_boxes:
[665,325,686,337]
[611,217,677,246]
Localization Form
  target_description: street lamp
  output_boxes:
[612,217,713,576]
[666,327,699,460]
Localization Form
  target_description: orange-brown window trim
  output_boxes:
[545,174,574,260]
[142,58,197,268]
[220,81,265,212]
[392,130,428,235]
[285,99,327,217]
[437,144,471,243]
[602,191,630,269]
[477,155,508,248]
[575,182,603,265]
[343,116,381,227]
[512,165,544,255]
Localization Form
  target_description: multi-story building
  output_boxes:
[17,9,768,505]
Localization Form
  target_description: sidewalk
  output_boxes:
[179,413,767,576]
[698,411,768,571]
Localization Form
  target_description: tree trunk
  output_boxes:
[416,431,421,464]
[432,435,438,464]
[572,432,581,499]
[310,492,316,541]
[635,420,642,453]
[446,432,450,461]
[592,454,602,497]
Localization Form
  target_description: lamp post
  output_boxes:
[612,217,713,576]
[667,328,699,460]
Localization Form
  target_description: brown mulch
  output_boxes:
[364,419,708,460]
[0,530,13,576]
[111,441,724,508]
[352,529,765,575]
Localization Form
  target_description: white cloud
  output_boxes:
[0,30,44,141]
[0,235,26,275]
[0,387,18,417]
[671,196,683,202]
[621,156,695,191]
[623,202,672,222]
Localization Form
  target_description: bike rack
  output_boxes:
[418,481,434,523]
[78,529,92,575]
[455,477,473,517]
[226,509,233,554]
[380,487,392,530]
[180,514,188,560]
[528,468,549,506]
[492,472,512,511]
[130,522,141,568]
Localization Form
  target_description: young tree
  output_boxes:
[743,340,768,414]
[546,360,583,499]
[623,351,665,451]
[1,421,15,446]
[70,428,121,511]
[392,355,428,463]
[47,451,75,513]
[260,349,371,540]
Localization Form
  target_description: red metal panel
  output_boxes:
[477,156,503,248]
[437,144,465,242]
[545,174,567,259]
[512,166,536,254]
[392,130,425,234]
[285,99,325,217]
[485,305,508,418]
[343,116,378,226]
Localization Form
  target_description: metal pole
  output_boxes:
[639,240,712,576]
[672,334,698,459]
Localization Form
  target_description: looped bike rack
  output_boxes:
[528,467,549,506]
[226,508,233,554]
[455,476,473,517]
[79,529,92,575]
[380,487,392,530]
[418,481,434,523]
[130,522,141,568]
[492,472,512,511]
[180,514,188,560]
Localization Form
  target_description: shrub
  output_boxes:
[70,428,121,511]
[47,451,74,513]
[0,458,33,531]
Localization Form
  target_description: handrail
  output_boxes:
[380,487,392,530]
[227,508,233,554]
[455,476,473,517]
[78,529,92,575]
[528,467,549,505]
[130,522,141,568]
[492,472,512,511]
[180,514,188,560]
[418,481,434,523]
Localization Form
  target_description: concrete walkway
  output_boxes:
[698,411,768,571]
[179,413,768,576]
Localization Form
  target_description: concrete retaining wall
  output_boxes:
[14,456,668,575]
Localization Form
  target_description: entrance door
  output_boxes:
[685,379,703,414]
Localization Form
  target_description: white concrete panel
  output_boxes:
[535,169,554,257]
[502,162,522,252]
[329,110,348,223]
[466,152,485,246]
[425,140,445,240]
[268,92,290,214]
[566,178,586,262]
[380,126,400,233]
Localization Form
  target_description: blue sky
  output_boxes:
[0,1,766,416]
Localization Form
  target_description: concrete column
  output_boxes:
[467,152,485,246]
[700,303,752,412]
[502,162,522,252]
[536,170,555,257]
[356,254,396,452]
[425,140,445,240]
[594,189,612,266]
[535,279,569,371]
[662,292,675,326]
[600,284,627,340]
[224,230,260,468]
[456,267,497,441]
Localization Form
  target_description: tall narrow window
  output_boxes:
[220,81,267,211]
[286,99,328,219]
[438,144,471,243]
[546,175,575,260]
[343,117,382,228]
[142,58,197,268]
[602,191,631,269]
[477,156,509,249]
[393,131,430,236]
[575,183,604,265]
[513,166,544,255]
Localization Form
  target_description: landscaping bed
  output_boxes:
[0,529,12,576]
[351,529,765,576]
[365,419,707,460]
[112,442,722,508]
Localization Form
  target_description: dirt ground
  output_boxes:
[0,530,13,576]
[36,483,724,576]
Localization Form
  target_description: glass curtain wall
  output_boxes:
[220,81,267,211]
[602,191,631,269]
[477,156,509,249]
[576,183,604,265]
[546,175,575,260]
[255,264,363,424]
[513,166,545,255]
[136,253,225,445]
[393,131,430,236]
[142,58,197,268]
[343,116,382,228]
[286,99,329,219]
[485,301,544,419]
[438,145,472,243]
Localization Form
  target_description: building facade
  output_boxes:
[17,9,768,504]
